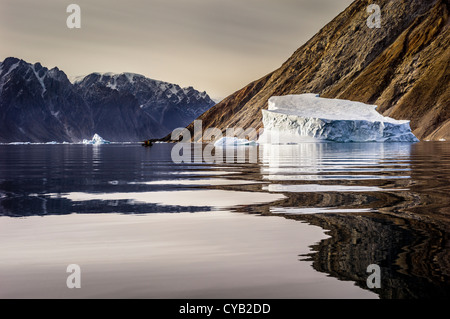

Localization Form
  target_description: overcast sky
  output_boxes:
[0,0,353,99]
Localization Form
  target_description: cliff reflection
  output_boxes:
[258,142,450,299]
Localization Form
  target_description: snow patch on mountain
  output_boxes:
[69,75,87,84]
[32,64,47,97]
[0,60,20,96]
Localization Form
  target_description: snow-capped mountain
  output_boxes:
[74,72,215,134]
[0,57,215,143]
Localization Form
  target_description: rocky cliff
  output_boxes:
[74,73,215,140]
[184,0,449,141]
[0,57,94,143]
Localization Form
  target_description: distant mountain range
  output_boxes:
[0,57,215,143]
[183,0,449,142]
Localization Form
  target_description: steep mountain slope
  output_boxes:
[184,0,449,141]
[0,57,93,142]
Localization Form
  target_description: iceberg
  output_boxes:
[82,134,111,145]
[214,137,258,147]
[258,94,419,143]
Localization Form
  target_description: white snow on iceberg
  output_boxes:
[258,94,419,143]
[82,134,111,145]
[214,137,258,147]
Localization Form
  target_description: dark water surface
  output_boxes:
[0,142,449,298]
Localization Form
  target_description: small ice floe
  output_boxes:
[82,134,111,145]
[214,137,258,147]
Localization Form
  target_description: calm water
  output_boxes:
[0,142,449,299]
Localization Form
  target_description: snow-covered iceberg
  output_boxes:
[258,94,419,143]
[82,134,111,145]
[214,137,258,147]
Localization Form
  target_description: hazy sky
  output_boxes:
[0,0,353,99]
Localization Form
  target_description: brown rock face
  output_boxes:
[184,0,449,141]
